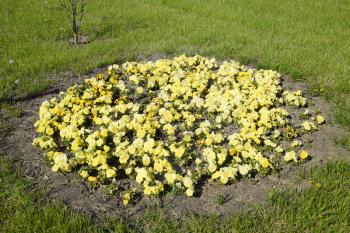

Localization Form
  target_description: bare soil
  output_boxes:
[1,69,349,221]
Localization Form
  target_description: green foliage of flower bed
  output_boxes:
[33,55,325,203]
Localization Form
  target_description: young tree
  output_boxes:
[58,0,89,44]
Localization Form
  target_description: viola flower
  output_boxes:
[284,151,296,162]
[316,115,325,124]
[299,150,309,160]
[32,55,324,201]
[301,121,317,131]
[122,192,131,206]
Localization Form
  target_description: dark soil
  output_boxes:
[69,35,90,45]
[1,69,349,221]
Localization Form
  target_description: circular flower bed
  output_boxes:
[33,55,325,204]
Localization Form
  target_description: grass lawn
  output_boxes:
[1,0,350,127]
[1,157,349,233]
[1,0,350,232]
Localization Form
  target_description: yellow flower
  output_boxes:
[100,128,109,138]
[228,148,237,156]
[301,121,317,131]
[88,176,97,182]
[106,169,116,178]
[174,146,186,158]
[159,108,174,122]
[165,172,178,184]
[316,115,325,124]
[119,152,130,164]
[183,176,193,188]
[153,159,164,173]
[96,138,104,147]
[183,134,192,142]
[51,152,71,172]
[185,188,194,197]
[212,167,237,184]
[276,146,284,153]
[125,167,133,175]
[135,168,148,184]
[46,127,54,136]
[315,182,321,189]
[33,55,322,200]
[299,150,309,160]
[291,140,302,148]
[71,138,83,151]
[80,170,89,178]
[123,193,131,206]
[208,162,217,173]
[217,151,227,165]
[238,164,251,176]
[103,145,110,152]
[284,151,296,162]
[136,87,143,94]
[142,154,151,166]
[144,139,155,153]
[259,158,270,168]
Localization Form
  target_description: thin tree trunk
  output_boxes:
[59,0,88,45]
[71,0,79,44]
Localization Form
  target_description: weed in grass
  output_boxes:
[0,116,11,140]
[335,135,350,151]
[0,102,23,118]
[215,194,228,205]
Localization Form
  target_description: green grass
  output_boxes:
[1,0,350,127]
[0,157,123,233]
[1,156,349,232]
[1,1,350,232]
[336,135,350,151]
[0,102,22,118]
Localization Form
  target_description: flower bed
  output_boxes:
[33,55,324,204]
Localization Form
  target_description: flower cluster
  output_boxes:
[33,55,325,200]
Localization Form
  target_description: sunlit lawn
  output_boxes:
[1,0,350,232]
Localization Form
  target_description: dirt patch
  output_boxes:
[1,69,349,220]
